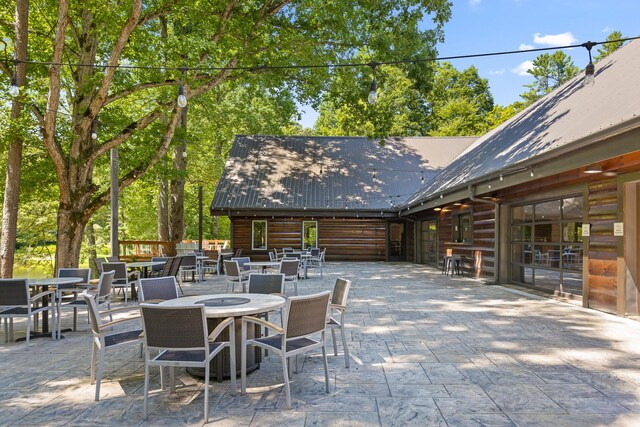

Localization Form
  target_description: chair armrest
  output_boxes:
[208,316,235,341]
[241,315,284,334]
[329,303,346,311]
[101,306,140,315]
[30,290,56,302]
[99,315,141,330]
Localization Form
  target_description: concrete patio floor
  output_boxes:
[2,262,640,426]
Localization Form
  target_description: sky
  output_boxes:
[298,0,639,128]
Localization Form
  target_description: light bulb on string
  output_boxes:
[582,41,596,87]
[177,67,188,107]
[90,120,99,140]
[420,171,425,184]
[367,62,379,104]
[499,174,504,182]
[9,75,19,97]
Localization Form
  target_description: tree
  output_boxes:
[520,51,578,104]
[0,0,28,277]
[595,31,627,62]
[0,0,452,270]
[428,62,494,136]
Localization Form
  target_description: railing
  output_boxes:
[118,240,174,261]
[118,239,231,261]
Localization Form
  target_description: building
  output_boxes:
[210,135,475,261]
[213,39,640,316]
[401,38,640,316]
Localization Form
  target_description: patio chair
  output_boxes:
[102,262,139,305]
[224,260,248,293]
[139,304,236,422]
[57,270,114,339]
[269,251,278,262]
[307,248,323,278]
[326,278,352,368]
[201,253,220,277]
[179,254,198,282]
[241,291,331,408]
[232,256,252,272]
[138,277,179,303]
[106,256,119,262]
[155,256,175,278]
[279,258,300,296]
[83,290,142,401]
[320,248,327,266]
[168,256,185,294]
[150,256,167,276]
[92,257,106,275]
[0,279,55,350]
[234,248,243,257]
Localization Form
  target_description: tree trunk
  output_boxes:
[158,177,169,240]
[0,0,29,278]
[169,107,187,243]
[55,206,87,269]
[85,221,97,277]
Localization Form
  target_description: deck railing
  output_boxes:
[118,239,230,261]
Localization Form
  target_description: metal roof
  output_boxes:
[211,135,476,213]
[403,38,640,207]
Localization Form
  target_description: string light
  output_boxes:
[90,120,99,140]
[499,174,504,182]
[420,171,425,184]
[368,62,379,104]
[582,41,596,87]
[372,169,377,180]
[177,67,187,107]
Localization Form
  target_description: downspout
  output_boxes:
[468,184,500,284]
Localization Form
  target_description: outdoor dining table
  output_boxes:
[159,293,286,381]
[26,277,83,340]
[245,261,281,273]
[126,260,166,279]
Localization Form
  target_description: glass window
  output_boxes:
[534,223,561,243]
[453,212,472,243]
[511,225,532,242]
[302,221,318,249]
[512,205,533,223]
[252,220,267,250]
[535,200,561,221]
[562,197,583,219]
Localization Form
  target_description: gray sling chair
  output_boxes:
[224,259,249,293]
[139,304,236,423]
[279,258,300,296]
[0,279,55,350]
[137,276,179,303]
[326,278,352,368]
[55,268,92,336]
[102,262,139,305]
[57,270,114,340]
[83,290,143,401]
[241,291,331,409]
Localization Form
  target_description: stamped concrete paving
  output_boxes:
[2,262,640,426]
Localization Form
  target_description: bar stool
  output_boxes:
[442,255,462,276]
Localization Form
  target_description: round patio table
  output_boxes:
[159,293,286,381]
[246,261,281,273]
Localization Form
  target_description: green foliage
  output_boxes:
[520,51,578,105]
[595,31,627,62]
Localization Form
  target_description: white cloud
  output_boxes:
[601,26,611,33]
[533,32,577,46]
[519,43,534,50]
[469,0,481,5]
[511,60,533,76]
[489,69,506,75]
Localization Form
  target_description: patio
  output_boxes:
[2,262,640,426]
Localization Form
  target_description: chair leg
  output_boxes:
[322,338,330,393]
[282,352,291,409]
[340,325,350,369]
[228,323,236,396]
[331,328,337,356]
[204,360,210,423]
[169,367,175,394]
[143,355,150,420]
[294,279,298,296]
[73,307,78,331]
[25,315,31,351]
[90,343,97,385]
[3,318,7,343]
[241,329,247,394]
[95,348,105,401]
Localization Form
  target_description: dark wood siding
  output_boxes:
[232,217,387,261]
[587,178,618,313]
[407,221,415,263]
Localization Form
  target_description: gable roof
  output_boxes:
[211,135,476,213]
[403,38,640,208]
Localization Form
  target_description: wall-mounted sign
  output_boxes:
[582,224,590,237]
[614,222,624,237]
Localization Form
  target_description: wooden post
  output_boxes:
[110,147,119,258]
[198,185,203,252]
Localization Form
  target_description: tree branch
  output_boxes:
[83,106,182,220]
[88,0,142,118]
[42,0,70,204]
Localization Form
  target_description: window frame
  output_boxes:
[302,220,318,249]
[452,210,473,243]
[251,220,268,251]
